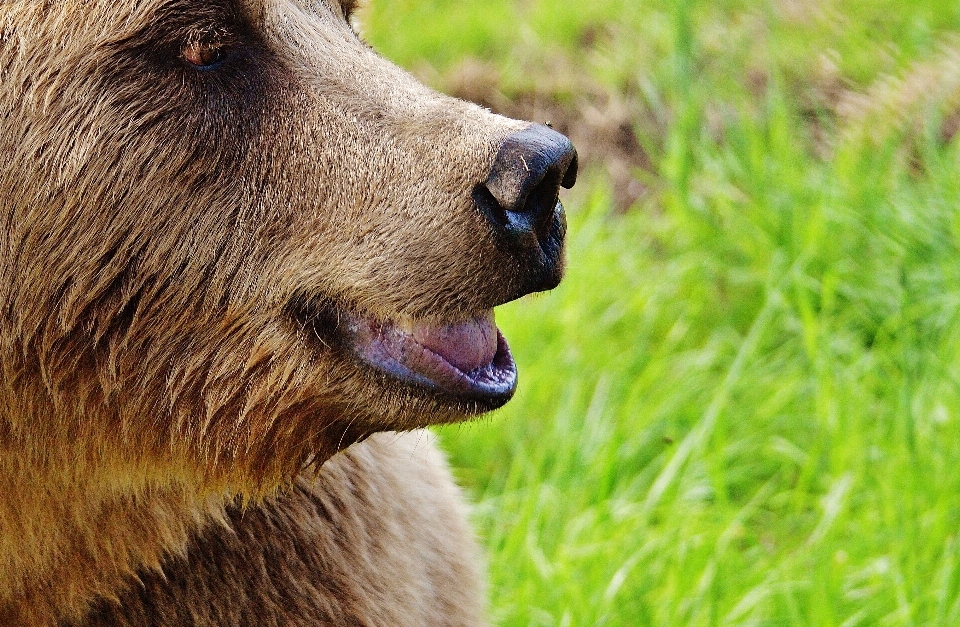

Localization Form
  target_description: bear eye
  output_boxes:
[183,41,226,68]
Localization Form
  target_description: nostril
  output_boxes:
[562,152,579,190]
[472,184,509,230]
[525,171,563,241]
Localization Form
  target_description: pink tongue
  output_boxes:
[410,313,498,372]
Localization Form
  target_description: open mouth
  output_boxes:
[304,304,518,408]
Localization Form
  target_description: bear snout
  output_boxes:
[474,123,579,297]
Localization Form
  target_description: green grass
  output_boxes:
[362,1,960,624]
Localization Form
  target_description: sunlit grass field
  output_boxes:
[361,1,960,625]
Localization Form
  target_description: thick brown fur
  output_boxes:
[0,1,555,625]
[72,433,486,627]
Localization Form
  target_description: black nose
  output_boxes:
[474,124,578,292]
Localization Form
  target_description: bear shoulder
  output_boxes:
[76,432,488,627]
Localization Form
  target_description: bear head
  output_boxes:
[0,0,577,491]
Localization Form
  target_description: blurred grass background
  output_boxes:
[360,1,960,625]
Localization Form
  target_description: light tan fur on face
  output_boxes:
[0,0,548,623]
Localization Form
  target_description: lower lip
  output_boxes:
[342,316,519,406]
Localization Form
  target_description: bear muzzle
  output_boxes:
[332,125,579,409]
[288,124,577,414]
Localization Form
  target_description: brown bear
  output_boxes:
[0,1,577,625]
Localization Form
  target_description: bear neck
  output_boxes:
[0,433,231,626]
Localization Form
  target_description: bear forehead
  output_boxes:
[2,0,358,27]
[2,0,372,80]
